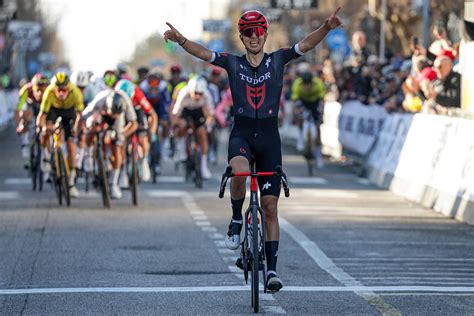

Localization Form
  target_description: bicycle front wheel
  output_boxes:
[251,207,259,313]
[130,148,138,206]
[58,149,70,207]
[96,145,110,208]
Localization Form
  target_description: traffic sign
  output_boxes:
[269,0,318,10]
[202,19,231,33]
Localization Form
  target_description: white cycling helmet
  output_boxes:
[187,76,207,94]
[71,71,90,88]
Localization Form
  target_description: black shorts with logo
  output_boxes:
[228,116,282,197]
[46,107,76,140]
[181,108,206,129]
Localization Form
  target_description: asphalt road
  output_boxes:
[0,126,473,315]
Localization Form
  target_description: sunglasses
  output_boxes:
[57,87,68,93]
[241,27,266,38]
[193,92,204,96]
[148,79,160,87]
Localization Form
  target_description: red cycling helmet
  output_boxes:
[238,10,268,33]
[170,64,182,74]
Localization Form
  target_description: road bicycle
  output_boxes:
[180,117,203,188]
[219,158,289,313]
[49,117,70,206]
[89,125,111,208]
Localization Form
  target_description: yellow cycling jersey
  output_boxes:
[291,77,326,104]
[40,82,84,113]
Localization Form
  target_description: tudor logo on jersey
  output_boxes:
[246,83,266,109]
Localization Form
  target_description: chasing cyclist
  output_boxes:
[164,7,342,292]
[15,73,50,162]
[37,72,84,198]
[81,90,138,199]
[291,71,326,168]
[171,76,214,179]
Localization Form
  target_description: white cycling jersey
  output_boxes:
[172,85,214,116]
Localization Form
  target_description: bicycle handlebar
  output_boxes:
[218,165,290,198]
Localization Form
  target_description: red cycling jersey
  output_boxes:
[132,86,153,114]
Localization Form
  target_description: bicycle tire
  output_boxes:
[58,149,71,207]
[37,139,43,192]
[251,207,259,313]
[131,148,138,206]
[194,148,202,189]
[30,140,39,191]
[52,150,62,205]
[96,145,110,208]
[259,208,267,294]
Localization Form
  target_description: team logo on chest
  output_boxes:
[246,83,266,109]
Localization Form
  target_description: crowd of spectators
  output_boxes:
[285,22,463,116]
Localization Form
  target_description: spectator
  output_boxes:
[428,55,461,111]
[347,31,371,66]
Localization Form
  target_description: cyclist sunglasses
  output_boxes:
[148,78,160,87]
[241,27,266,38]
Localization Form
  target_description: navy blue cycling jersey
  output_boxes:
[210,44,303,120]
[139,80,171,118]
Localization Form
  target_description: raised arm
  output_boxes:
[297,7,343,54]
[164,22,213,62]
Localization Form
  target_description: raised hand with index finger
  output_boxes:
[325,7,343,30]
[163,22,186,45]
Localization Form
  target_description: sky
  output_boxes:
[39,0,227,74]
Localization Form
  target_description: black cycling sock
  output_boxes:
[265,240,279,272]
[231,197,245,221]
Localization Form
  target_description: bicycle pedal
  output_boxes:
[235,257,264,271]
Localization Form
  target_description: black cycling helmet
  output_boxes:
[301,72,313,84]
[53,72,70,88]
[137,66,149,75]
[106,92,127,115]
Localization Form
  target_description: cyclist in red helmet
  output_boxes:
[164,7,342,292]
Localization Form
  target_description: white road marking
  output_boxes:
[195,221,211,227]
[262,306,286,314]
[280,217,402,316]
[157,176,186,183]
[146,190,188,198]
[2,286,474,295]
[190,210,204,215]
[213,240,226,248]
[289,177,328,185]
[333,257,474,262]
[260,293,276,301]
[201,227,217,232]
[218,249,235,255]
[0,191,20,199]
[208,233,224,240]
[192,215,208,221]
[290,189,359,198]
[4,178,30,185]
[356,178,371,185]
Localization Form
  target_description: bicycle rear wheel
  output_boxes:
[96,145,110,208]
[251,207,259,313]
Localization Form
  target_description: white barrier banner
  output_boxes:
[338,100,387,156]
[321,101,342,158]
